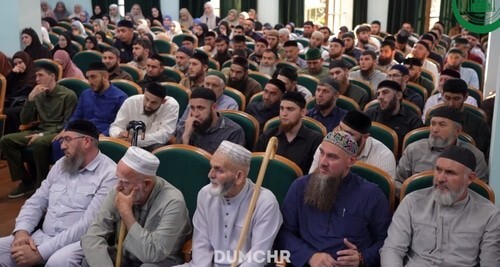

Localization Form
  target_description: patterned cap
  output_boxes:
[323,131,358,156]
[215,140,251,166]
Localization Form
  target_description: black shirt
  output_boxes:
[114,34,138,63]
[245,101,280,132]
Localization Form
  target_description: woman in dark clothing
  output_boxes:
[150,6,163,27]
[84,35,100,51]
[51,31,77,58]
[5,51,36,134]
[90,4,105,20]
[194,23,209,47]
[21,28,50,60]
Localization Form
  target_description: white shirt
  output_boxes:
[422,59,440,89]
[109,95,179,147]
[421,93,478,122]
[459,67,480,89]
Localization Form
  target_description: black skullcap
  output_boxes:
[205,31,217,38]
[283,40,298,47]
[440,68,461,79]
[207,70,227,84]
[36,61,58,75]
[427,31,438,40]
[453,37,469,45]
[177,46,193,57]
[420,33,435,42]
[467,32,480,40]
[330,37,345,47]
[341,32,355,40]
[282,91,306,109]
[117,20,134,29]
[191,87,217,102]
[232,35,246,43]
[231,56,249,70]
[403,57,422,67]
[438,146,476,171]
[256,38,268,46]
[378,80,402,92]
[319,76,340,92]
[443,78,467,94]
[87,62,107,71]
[278,66,298,81]
[342,110,371,134]
[146,82,167,99]
[183,35,195,43]
[305,48,321,60]
[390,64,409,76]
[396,33,408,43]
[149,54,165,65]
[329,59,348,69]
[384,35,396,42]
[65,119,99,139]
[267,78,286,93]
[447,48,464,57]
[192,50,209,65]
[431,106,462,124]
[415,40,430,51]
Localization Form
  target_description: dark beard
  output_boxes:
[315,101,333,111]
[380,97,398,118]
[304,171,343,211]
[360,69,373,77]
[378,57,392,66]
[194,113,213,134]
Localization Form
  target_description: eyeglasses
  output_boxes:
[58,136,85,144]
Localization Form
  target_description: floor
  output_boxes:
[0,161,26,237]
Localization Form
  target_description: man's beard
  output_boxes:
[447,63,460,71]
[61,149,85,175]
[330,51,342,59]
[360,68,373,76]
[304,170,343,211]
[258,65,275,76]
[432,184,466,206]
[143,106,160,116]
[378,57,392,66]
[279,117,300,133]
[189,70,203,82]
[380,97,398,118]
[429,135,454,149]
[194,113,213,134]
[134,55,144,63]
[208,177,235,197]
[315,100,333,111]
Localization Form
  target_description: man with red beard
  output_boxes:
[381,146,500,267]
[277,130,391,266]
[306,77,347,132]
[180,50,209,90]
[254,91,323,174]
[176,88,245,154]
[365,80,423,152]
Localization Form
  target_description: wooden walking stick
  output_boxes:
[115,121,146,267]
[231,136,278,267]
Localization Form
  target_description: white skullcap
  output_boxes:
[239,12,249,19]
[215,141,251,166]
[121,146,160,176]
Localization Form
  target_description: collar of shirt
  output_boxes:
[311,105,341,118]
[224,178,251,203]
[205,113,225,134]
[276,122,308,140]
[358,136,373,159]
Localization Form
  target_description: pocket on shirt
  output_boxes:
[48,184,66,204]
[412,221,437,253]
[73,185,98,209]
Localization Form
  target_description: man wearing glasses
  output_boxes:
[0,120,117,266]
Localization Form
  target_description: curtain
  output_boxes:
[220,0,257,18]
[439,0,458,35]
[387,0,427,35]
[124,0,161,19]
[179,1,205,18]
[352,0,368,27]
[279,0,304,26]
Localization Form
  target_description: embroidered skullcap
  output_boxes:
[145,82,166,99]
[342,110,371,134]
[377,80,402,92]
[121,146,160,176]
[438,146,476,171]
[305,48,321,60]
[267,78,286,93]
[281,91,306,109]
[323,130,358,156]
[431,106,462,124]
[176,46,193,57]
[390,64,409,76]
[442,78,467,94]
[191,87,217,102]
[87,62,107,72]
[215,140,251,166]
[440,68,461,79]
[117,20,134,29]
[191,50,209,65]
[65,119,99,139]
[207,70,227,84]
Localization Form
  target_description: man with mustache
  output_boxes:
[396,106,488,190]
[176,88,245,154]
[381,146,500,266]
[306,77,347,132]
[277,131,391,266]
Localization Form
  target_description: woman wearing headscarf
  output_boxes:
[199,1,220,30]
[221,9,239,28]
[90,4,105,20]
[0,51,12,77]
[53,50,85,79]
[72,20,88,38]
[5,51,36,134]
[179,8,194,30]
[41,1,56,20]
[150,7,163,27]
[130,4,145,22]
[217,21,232,37]
[21,28,50,60]
[193,23,208,47]
[52,31,77,58]
[162,15,173,31]
[84,36,100,51]
[137,24,156,40]
[68,4,83,20]
[53,1,70,21]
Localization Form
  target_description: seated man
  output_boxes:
[276,66,312,100]
[328,60,369,109]
[0,62,77,198]
[0,120,117,266]
[137,54,176,89]
[82,146,192,266]
[180,50,209,91]
[254,91,323,174]
[176,88,245,154]
[180,141,282,266]
[277,131,391,266]
[109,82,179,151]
[246,78,286,130]
[227,56,262,103]
[381,146,500,266]
[349,50,387,89]
[101,46,133,81]
[309,110,397,179]
[173,46,193,76]
[397,106,488,189]
[298,48,329,81]
[306,77,347,132]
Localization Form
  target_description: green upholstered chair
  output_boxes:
[462,60,484,90]
[153,144,212,218]
[402,126,475,152]
[420,69,435,85]
[72,50,103,74]
[151,26,166,34]
[51,26,66,35]
[351,162,395,212]
[248,91,263,106]
[248,152,303,204]
[364,99,422,117]
[306,95,360,112]
[295,38,310,48]
[349,79,374,100]
[154,39,172,54]
[98,137,130,163]
[220,110,259,150]
[49,32,59,46]
[400,171,495,203]
[263,116,327,137]
[57,21,71,30]
[276,61,299,71]
[73,35,86,47]
[248,71,271,89]
[57,78,90,98]
[208,58,220,71]
[34,59,63,80]
[118,64,143,82]
[342,54,358,67]
[425,103,487,123]
[111,79,143,96]
[297,74,319,96]
[467,86,483,107]
[221,59,232,70]
[369,121,398,157]
[161,82,191,118]
[407,82,428,102]
[224,87,246,111]
[163,67,183,83]
[158,53,176,67]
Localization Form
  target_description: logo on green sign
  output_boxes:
[452,0,500,33]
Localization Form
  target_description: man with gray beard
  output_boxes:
[0,120,117,266]
[381,146,500,267]
[276,131,390,267]
[396,106,488,191]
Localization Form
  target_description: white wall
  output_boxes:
[47,0,92,17]
[257,0,279,26]
[367,0,389,32]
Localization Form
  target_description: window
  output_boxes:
[304,0,353,33]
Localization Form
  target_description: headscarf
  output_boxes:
[85,35,100,51]
[52,31,76,58]
[21,28,47,60]
[0,51,12,77]
[90,4,105,20]
[137,24,156,39]
[53,1,70,21]
[72,20,88,37]
[6,51,36,99]
[179,8,193,30]
[53,50,85,79]
[171,21,183,35]
[150,7,163,27]
[222,9,239,27]
[41,1,56,20]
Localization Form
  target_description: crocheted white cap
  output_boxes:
[121,146,160,176]
[215,140,251,166]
